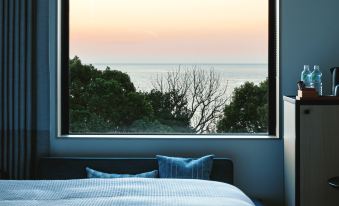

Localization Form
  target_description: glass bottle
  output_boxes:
[310,65,323,95]
[301,65,311,87]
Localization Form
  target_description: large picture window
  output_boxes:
[60,0,276,135]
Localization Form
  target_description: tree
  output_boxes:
[144,89,193,133]
[217,79,268,133]
[69,56,153,132]
[152,67,228,133]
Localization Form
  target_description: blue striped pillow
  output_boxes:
[156,155,214,180]
[86,167,158,178]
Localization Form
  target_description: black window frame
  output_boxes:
[59,0,277,136]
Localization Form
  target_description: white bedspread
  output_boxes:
[0,178,254,206]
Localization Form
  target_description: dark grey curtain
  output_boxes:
[0,0,36,179]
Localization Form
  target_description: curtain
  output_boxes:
[0,0,36,179]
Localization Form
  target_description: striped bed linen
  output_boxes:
[0,178,255,206]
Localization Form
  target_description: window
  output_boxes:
[60,0,277,136]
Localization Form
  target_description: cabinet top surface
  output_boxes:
[283,96,339,105]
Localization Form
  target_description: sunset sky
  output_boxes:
[69,0,268,64]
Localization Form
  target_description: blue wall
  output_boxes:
[34,0,339,206]
[281,0,339,97]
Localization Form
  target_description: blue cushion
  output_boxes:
[156,155,214,180]
[86,167,158,178]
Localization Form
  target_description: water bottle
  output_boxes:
[301,65,311,87]
[310,65,323,95]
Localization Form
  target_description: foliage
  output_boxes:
[69,56,153,132]
[217,79,268,133]
[70,110,115,133]
[127,119,175,133]
[144,89,193,133]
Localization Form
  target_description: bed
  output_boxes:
[0,157,263,206]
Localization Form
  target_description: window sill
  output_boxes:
[57,134,280,140]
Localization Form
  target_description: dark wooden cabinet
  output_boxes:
[284,96,339,206]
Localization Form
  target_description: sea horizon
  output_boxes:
[85,62,268,66]
[86,63,268,96]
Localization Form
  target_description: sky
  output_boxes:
[69,0,268,64]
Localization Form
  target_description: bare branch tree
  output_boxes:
[152,66,229,133]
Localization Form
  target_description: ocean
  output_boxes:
[92,64,268,98]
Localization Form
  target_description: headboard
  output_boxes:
[38,157,233,184]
